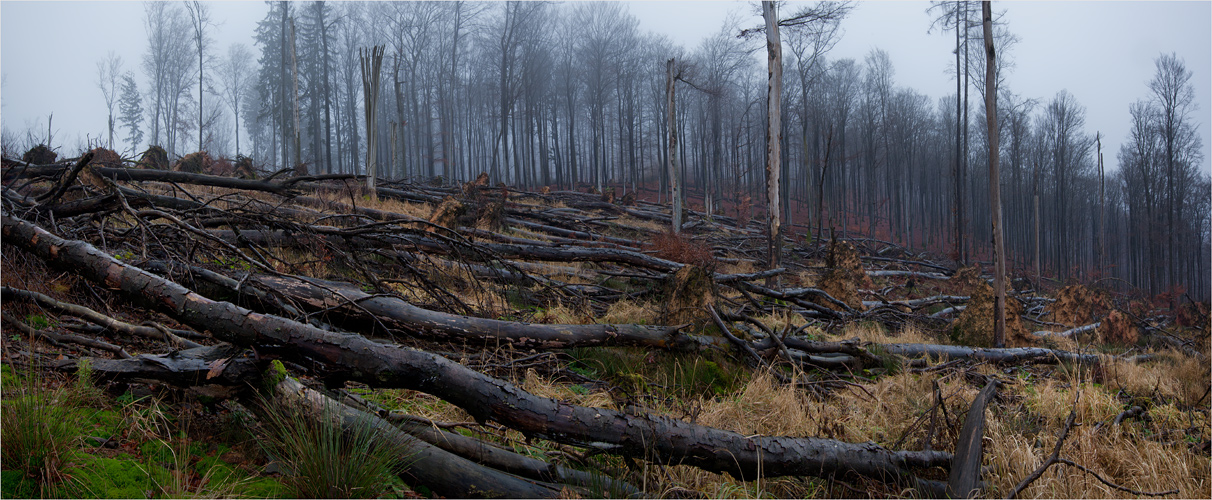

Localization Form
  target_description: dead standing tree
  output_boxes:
[763,0,783,273]
[361,45,385,199]
[666,57,683,234]
[740,1,853,276]
[982,0,1006,347]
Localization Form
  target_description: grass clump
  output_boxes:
[0,368,88,495]
[256,398,412,498]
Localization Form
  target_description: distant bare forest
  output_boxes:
[9,1,1210,301]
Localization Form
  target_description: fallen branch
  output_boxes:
[1,286,202,348]
[1032,322,1100,339]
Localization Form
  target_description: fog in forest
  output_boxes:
[1,0,1209,299]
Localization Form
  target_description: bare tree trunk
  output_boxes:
[667,58,682,233]
[290,19,303,175]
[982,1,1005,348]
[763,1,783,272]
[362,46,385,199]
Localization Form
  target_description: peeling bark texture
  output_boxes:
[247,274,696,350]
[2,213,949,493]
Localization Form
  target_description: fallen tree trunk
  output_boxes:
[246,273,698,350]
[2,212,950,494]
[4,164,298,196]
[266,377,570,498]
[878,343,1106,365]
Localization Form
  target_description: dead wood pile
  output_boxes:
[2,158,1198,498]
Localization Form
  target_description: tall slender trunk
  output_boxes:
[763,1,783,272]
[666,58,682,233]
[982,1,1005,347]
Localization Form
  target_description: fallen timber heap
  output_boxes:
[1,157,1190,498]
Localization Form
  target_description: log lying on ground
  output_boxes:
[246,273,698,350]
[878,343,1107,365]
[3,164,298,196]
[267,377,571,498]
[340,392,641,496]
[1032,322,1100,339]
[2,286,203,348]
[53,344,257,387]
[2,212,950,494]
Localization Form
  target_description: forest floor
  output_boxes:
[1,151,1209,498]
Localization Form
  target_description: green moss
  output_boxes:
[1,364,17,391]
[262,359,288,391]
[1,469,37,498]
[64,454,159,499]
[139,437,203,465]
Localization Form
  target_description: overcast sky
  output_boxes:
[2,0,1209,176]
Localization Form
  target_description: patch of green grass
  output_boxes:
[0,372,88,495]
[256,398,414,498]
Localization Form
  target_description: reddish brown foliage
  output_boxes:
[1049,285,1110,327]
[1177,300,1210,329]
[1098,309,1138,345]
[87,147,123,168]
[207,157,235,177]
[647,231,715,269]
[136,146,169,170]
[173,151,213,174]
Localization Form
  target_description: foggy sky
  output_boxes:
[1,0,1208,176]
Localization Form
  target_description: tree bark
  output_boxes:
[246,274,695,350]
[946,379,997,498]
[667,58,682,233]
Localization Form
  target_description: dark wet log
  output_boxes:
[947,380,997,498]
[246,274,696,350]
[4,164,297,196]
[404,236,684,273]
[339,392,641,497]
[2,213,950,493]
[53,344,256,387]
[268,376,568,499]
[504,217,637,247]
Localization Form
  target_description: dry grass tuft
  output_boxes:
[599,299,659,325]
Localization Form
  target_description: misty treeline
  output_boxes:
[8,0,1207,302]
